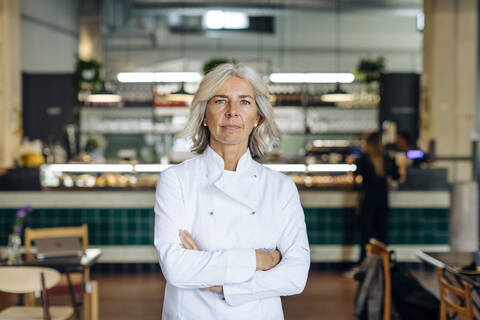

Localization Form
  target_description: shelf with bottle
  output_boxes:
[79,106,189,135]
[269,82,380,108]
[79,105,377,136]
[112,82,197,108]
[273,105,378,135]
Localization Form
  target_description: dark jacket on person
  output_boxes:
[354,154,400,262]
[355,154,399,192]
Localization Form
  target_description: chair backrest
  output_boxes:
[24,224,88,255]
[365,238,391,320]
[0,266,61,294]
[437,268,474,320]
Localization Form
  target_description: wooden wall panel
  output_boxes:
[0,0,21,168]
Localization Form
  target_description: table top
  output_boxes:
[417,250,480,287]
[1,248,102,272]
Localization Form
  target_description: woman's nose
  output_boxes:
[225,101,239,117]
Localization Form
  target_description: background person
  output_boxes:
[354,132,400,263]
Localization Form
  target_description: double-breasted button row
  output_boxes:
[208,211,256,215]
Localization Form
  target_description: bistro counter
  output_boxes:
[0,190,449,263]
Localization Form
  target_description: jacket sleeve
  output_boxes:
[154,167,256,289]
[222,178,310,306]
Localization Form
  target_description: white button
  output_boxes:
[209,211,214,215]
[251,211,255,215]
[252,174,257,178]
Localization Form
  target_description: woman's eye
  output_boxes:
[240,100,251,105]
[215,99,226,104]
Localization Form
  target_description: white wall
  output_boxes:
[104,8,423,74]
[21,0,79,73]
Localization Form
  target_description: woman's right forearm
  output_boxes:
[157,243,256,288]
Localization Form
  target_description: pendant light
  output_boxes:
[321,82,353,102]
[166,31,194,105]
[321,0,353,103]
[167,82,193,104]
[86,81,122,104]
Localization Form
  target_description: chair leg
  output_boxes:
[439,301,447,320]
[83,268,91,320]
[24,292,35,306]
[40,272,52,320]
[83,291,90,320]
[90,281,98,320]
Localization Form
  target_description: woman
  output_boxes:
[354,132,399,263]
[154,64,310,319]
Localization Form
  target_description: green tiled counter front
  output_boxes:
[304,208,448,245]
[0,208,154,246]
[0,207,448,247]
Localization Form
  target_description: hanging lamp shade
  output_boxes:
[321,82,353,103]
[167,82,193,104]
[86,82,122,104]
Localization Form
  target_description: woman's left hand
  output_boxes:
[179,229,223,294]
[179,229,199,250]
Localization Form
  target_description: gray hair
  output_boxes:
[182,63,281,158]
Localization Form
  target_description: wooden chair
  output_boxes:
[437,268,474,320]
[365,238,391,320]
[24,225,95,320]
[0,266,73,320]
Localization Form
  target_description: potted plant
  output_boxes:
[202,58,237,75]
[354,56,386,83]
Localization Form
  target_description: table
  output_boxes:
[417,250,480,287]
[1,248,101,320]
[417,250,480,318]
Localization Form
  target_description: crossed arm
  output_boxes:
[178,229,282,294]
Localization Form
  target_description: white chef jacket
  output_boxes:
[154,146,310,320]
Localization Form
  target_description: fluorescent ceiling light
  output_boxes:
[205,10,224,29]
[117,72,202,83]
[134,164,172,172]
[204,10,249,30]
[307,164,357,172]
[117,72,156,83]
[264,164,307,172]
[224,12,249,29]
[269,73,354,83]
[48,164,134,173]
[86,93,122,103]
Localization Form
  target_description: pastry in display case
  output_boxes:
[40,161,359,190]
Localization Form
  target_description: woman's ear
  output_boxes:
[256,114,263,126]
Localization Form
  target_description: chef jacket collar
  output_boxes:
[203,145,262,211]
[203,145,257,182]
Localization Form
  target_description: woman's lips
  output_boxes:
[222,125,241,130]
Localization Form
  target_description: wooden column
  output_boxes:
[421,0,478,182]
[0,0,21,168]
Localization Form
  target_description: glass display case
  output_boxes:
[40,162,359,190]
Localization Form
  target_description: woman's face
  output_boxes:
[204,76,260,149]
